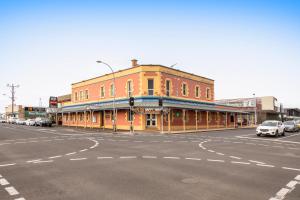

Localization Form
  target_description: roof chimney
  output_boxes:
[131,59,138,68]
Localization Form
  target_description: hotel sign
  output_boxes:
[133,107,169,114]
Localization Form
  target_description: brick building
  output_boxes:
[58,59,251,132]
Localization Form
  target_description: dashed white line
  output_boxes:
[142,156,157,159]
[185,158,202,161]
[230,156,241,160]
[163,156,180,160]
[0,163,16,167]
[231,161,250,165]
[207,159,225,162]
[256,164,275,168]
[5,186,19,196]
[282,167,300,172]
[120,156,137,159]
[0,178,10,186]
[80,149,88,152]
[65,152,77,156]
[70,158,87,161]
[48,155,62,159]
[97,157,113,159]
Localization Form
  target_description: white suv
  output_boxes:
[256,120,285,137]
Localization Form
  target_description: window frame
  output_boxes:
[147,79,154,96]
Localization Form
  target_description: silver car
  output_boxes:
[284,121,299,132]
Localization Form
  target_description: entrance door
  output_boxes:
[146,114,156,127]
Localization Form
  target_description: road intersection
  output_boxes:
[0,124,299,200]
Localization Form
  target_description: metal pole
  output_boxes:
[6,84,19,117]
[96,61,116,133]
[253,93,257,125]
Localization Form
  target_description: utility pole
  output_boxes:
[6,84,20,117]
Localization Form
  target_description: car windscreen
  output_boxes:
[284,121,294,125]
[261,121,277,126]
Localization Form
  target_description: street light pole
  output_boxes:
[6,84,20,117]
[96,60,116,132]
[253,93,257,126]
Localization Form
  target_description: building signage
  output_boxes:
[49,96,58,108]
[133,107,169,114]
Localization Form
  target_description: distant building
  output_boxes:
[284,108,300,120]
[5,104,46,119]
[216,96,284,124]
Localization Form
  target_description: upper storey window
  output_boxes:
[110,83,115,97]
[206,87,211,100]
[182,83,187,96]
[79,91,83,100]
[127,81,132,97]
[74,92,78,101]
[100,86,105,98]
[195,86,200,98]
[148,79,154,96]
[166,80,170,97]
[85,90,89,100]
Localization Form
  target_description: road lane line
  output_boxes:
[120,156,137,159]
[185,158,201,161]
[230,156,241,160]
[33,160,54,163]
[80,149,88,152]
[282,167,300,171]
[216,152,225,156]
[97,157,113,159]
[231,161,250,165]
[256,164,275,168]
[14,198,26,200]
[70,158,87,161]
[286,180,298,189]
[163,157,180,159]
[0,163,16,167]
[48,155,62,159]
[142,156,157,159]
[5,186,19,196]
[65,152,77,156]
[0,178,10,186]
[249,160,265,164]
[207,159,225,162]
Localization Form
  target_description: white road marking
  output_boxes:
[216,152,225,156]
[142,156,157,159]
[5,186,19,196]
[231,161,250,165]
[185,158,201,161]
[33,160,54,163]
[70,158,87,161]
[26,159,42,163]
[248,160,265,164]
[14,198,26,200]
[207,159,225,162]
[282,167,300,171]
[97,157,113,159]
[0,163,16,167]
[120,156,137,159]
[207,150,215,153]
[163,156,180,159]
[230,156,241,160]
[48,155,62,159]
[0,178,10,186]
[65,152,77,156]
[80,149,88,152]
[286,180,298,188]
[295,175,300,181]
[256,164,275,168]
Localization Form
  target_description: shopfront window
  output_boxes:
[146,114,156,127]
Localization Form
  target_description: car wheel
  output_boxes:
[282,130,285,136]
[256,133,261,137]
[275,130,279,137]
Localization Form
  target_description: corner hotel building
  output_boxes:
[59,59,253,132]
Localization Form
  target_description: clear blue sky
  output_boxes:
[0,0,299,112]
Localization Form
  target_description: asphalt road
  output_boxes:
[0,123,299,200]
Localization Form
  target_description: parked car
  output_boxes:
[284,121,299,132]
[16,119,26,125]
[256,120,285,137]
[35,117,52,127]
[8,117,18,124]
[296,120,300,129]
[0,118,6,123]
[25,119,36,126]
